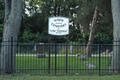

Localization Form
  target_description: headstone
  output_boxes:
[18,45,20,53]
[111,51,113,55]
[36,54,46,58]
[70,45,73,53]
[36,43,46,58]
[33,44,37,54]
[106,49,109,54]
[77,53,86,60]
[109,51,113,55]
[84,61,96,69]
[102,52,105,54]
[34,44,37,51]
[84,62,90,64]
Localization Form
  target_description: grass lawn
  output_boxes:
[0,75,120,80]
[15,55,112,75]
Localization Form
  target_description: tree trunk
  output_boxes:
[1,0,22,74]
[85,6,99,57]
[109,0,120,73]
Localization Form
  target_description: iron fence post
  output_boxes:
[99,35,101,76]
[11,37,13,74]
[66,35,68,73]
[48,35,51,74]
[55,36,57,75]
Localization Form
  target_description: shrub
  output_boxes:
[72,48,85,54]
[59,48,70,54]
[59,46,85,55]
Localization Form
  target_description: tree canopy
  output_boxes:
[0,0,113,42]
[0,0,4,40]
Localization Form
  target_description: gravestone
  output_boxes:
[106,49,109,54]
[77,53,86,60]
[109,51,113,55]
[36,43,46,58]
[17,45,20,53]
[70,45,73,53]
[84,62,96,69]
[33,44,37,54]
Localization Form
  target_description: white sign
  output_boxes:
[48,17,69,36]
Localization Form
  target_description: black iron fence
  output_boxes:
[0,36,119,76]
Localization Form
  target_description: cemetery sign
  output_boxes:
[48,17,69,36]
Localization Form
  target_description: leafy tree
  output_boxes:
[19,0,113,43]
[0,24,3,40]
[75,0,113,40]
[19,0,53,42]
[0,0,4,40]
[1,0,22,74]
[109,0,120,73]
[19,0,82,42]
[72,0,112,57]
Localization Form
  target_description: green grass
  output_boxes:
[15,56,112,75]
[0,75,120,80]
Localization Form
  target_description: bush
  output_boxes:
[59,46,85,55]
[72,48,85,54]
[59,48,70,54]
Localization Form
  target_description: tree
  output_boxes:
[85,6,99,57]
[109,0,120,73]
[75,0,112,57]
[0,0,4,23]
[0,0,4,40]
[19,0,83,42]
[75,0,113,39]
[1,0,22,74]
[0,24,3,40]
[17,0,112,43]
[19,0,50,42]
